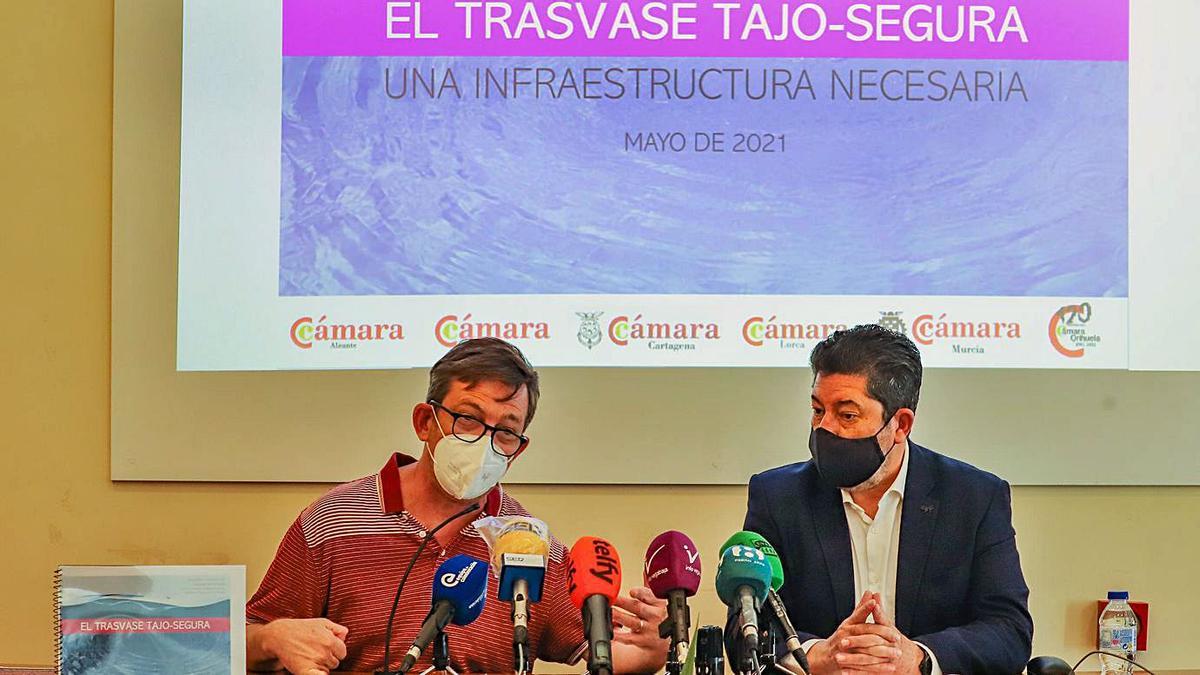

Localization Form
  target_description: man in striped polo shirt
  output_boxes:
[246,338,669,674]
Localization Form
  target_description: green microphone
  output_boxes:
[719,531,809,674]
[720,531,783,591]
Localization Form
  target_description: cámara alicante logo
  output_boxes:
[290,315,405,350]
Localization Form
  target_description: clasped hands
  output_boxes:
[806,592,926,675]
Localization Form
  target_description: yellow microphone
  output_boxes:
[489,517,550,674]
[493,518,551,562]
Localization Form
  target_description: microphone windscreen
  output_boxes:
[1027,656,1075,675]
[721,530,784,592]
[494,529,550,558]
[431,554,490,626]
[567,536,622,609]
[643,530,702,598]
[476,516,550,569]
[494,525,549,603]
[714,545,771,607]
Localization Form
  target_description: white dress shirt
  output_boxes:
[795,445,943,675]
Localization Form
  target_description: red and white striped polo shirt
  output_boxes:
[247,453,587,673]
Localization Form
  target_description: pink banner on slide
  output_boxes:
[282,0,1127,60]
[60,618,231,634]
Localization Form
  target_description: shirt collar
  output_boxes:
[377,452,503,516]
[840,441,911,505]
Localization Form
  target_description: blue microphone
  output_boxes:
[398,555,489,673]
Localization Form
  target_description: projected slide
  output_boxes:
[178,0,1129,370]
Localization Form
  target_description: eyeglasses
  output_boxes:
[427,400,529,457]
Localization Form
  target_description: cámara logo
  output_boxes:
[607,313,720,351]
[290,315,405,350]
[911,313,1021,353]
[576,312,604,349]
[742,315,845,348]
[1048,302,1100,358]
[434,313,550,348]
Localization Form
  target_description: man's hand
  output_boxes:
[254,618,349,675]
[864,594,926,675]
[806,593,901,675]
[611,586,669,673]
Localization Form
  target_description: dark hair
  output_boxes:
[809,324,922,420]
[426,337,540,429]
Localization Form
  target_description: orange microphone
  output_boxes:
[568,536,622,675]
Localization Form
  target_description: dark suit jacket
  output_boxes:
[739,442,1033,674]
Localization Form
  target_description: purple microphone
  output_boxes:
[644,531,702,672]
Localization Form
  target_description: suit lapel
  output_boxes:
[809,478,856,620]
[895,443,940,635]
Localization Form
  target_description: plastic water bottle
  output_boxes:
[1098,591,1138,675]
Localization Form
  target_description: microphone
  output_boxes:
[721,531,809,673]
[568,536,622,675]
[643,530,701,674]
[491,518,550,673]
[381,502,480,675]
[715,545,772,675]
[720,531,782,591]
[397,554,490,674]
[695,625,725,675]
[1027,656,1075,675]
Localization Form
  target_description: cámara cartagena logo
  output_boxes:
[290,315,405,350]
[742,315,845,349]
[607,313,720,351]
[434,313,550,348]
[1048,302,1100,358]
[911,312,1022,354]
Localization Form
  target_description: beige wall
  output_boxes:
[3,1,1200,672]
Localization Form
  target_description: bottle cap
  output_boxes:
[1107,590,1130,600]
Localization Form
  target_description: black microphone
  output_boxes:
[765,589,810,673]
[1027,656,1075,675]
[757,616,778,669]
[695,625,725,675]
[380,502,481,675]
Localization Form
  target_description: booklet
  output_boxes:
[56,565,245,674]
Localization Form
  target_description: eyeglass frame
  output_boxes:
[426,399,530,458]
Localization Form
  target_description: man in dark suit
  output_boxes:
[741,325,1032,675]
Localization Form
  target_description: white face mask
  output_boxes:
[426,412,510,500]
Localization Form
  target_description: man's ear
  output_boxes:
[893,408,916,443]
[412,403,434,443]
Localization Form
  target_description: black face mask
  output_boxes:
[808,420,898,489]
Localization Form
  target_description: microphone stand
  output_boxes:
[662,632,683,675]
[737,615,760,675]
[513,639,530,675]
[656,591,689,675]
[694,626,724,675]
[660,626,683,675]
[418,631,459,675]
[512,580,531,675]
[583,595,614,675]
[757,620,778,673]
